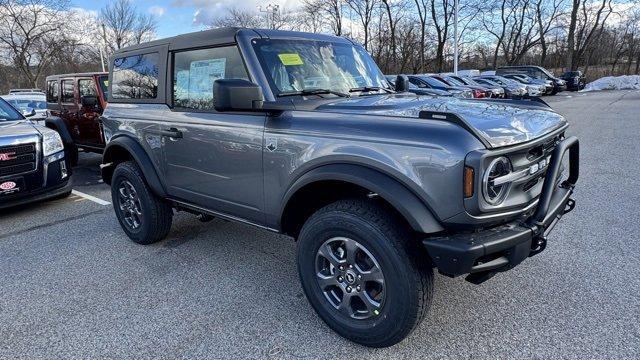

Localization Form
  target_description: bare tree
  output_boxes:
[566,0,613,70]
[300,0,326,33]
[430,0,455,72]
[413,0,429,72]
[0,0,79,87]
[345,0,379,51]
[536,0,565,66]
[211,7,262,28]
[99,0,156,55]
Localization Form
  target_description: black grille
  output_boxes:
[0,143,37,177]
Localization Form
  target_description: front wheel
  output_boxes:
[111,161,173,244]
[297,199,433,347]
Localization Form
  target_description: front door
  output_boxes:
[160,45,265,223]
[77,78,104,147]
[161,113,265,223]
[59,78,80,142]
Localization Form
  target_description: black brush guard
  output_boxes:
[422,136,579,284]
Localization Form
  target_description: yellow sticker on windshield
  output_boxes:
[104,80,109,86]
[278,53,304,66]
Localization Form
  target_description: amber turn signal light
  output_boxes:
[464,166,474,198]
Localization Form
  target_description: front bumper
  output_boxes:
[0,151,71,210]
[0,180,71,210]
[423,136,579,284]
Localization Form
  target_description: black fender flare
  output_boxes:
[101,136,167,197]
[281,164,444,234]
[44,116,74,148]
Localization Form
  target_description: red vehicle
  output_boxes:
[45,72,108,165]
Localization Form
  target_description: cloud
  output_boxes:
[149,6,166,17]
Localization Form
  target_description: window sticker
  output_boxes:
[175,70,190,99]
[278,53,304,66]
[188,58,226,99]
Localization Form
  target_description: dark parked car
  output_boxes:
[385,75,452,97]
[100,28,579,348]
[0,97,70,210]
[407,75,473,98]
[560,71,586,91]
[431,75,488,98]
[496,66,566,94]
[446,75,505,98]
[502,73,554,94]
[473,76,528,98]
[45,72,109,165]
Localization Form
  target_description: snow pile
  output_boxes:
[581,75,640,92]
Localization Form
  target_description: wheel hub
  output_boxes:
[344,270,357,285]
[117,180,142,230]
[315,237,385,320]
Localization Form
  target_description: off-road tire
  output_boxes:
[111,161,172,244]
[297,198,434,348]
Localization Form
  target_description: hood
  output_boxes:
[315,94,566,148]
[0,120,40,138]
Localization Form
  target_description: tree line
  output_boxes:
[219,0,640,77]
[1,0,639,93]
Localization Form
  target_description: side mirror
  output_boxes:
[213,79,264,112]
[22,107,36,118]
[395,75,410,92]
[81,95,98,108]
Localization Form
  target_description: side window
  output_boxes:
[173,46,248,110]
[409,78,426,88]
[46,80,58,103]
[112,53,159,99]
[78,79,97,97]
[61,80,75,103]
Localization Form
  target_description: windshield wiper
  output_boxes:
[348,86,395,94]
[278,89,350,98]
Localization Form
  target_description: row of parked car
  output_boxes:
[1,27,581,348]
[384,66,586,100]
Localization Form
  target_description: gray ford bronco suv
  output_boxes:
[100,28,579,347]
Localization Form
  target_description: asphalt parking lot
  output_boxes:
[1,90,639,359]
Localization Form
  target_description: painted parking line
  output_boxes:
[71,190,111,206]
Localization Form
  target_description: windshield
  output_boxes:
[475,78,499,87]
[416,76,449,88]
[445,77,465,86]
[98,76,109,99]
[252,38,389,96]
[7,99,46,111]
[0,98,24,122]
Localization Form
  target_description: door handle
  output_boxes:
[153,128,182,139]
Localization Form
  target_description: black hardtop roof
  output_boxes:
[46,72,108,81]
[113,27,354,56]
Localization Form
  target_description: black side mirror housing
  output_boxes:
[213,79,264,112]
[81,95,98,107]
[395,75,410,92]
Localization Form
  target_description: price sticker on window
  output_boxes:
[278,53,304,66]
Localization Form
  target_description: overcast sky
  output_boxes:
[74,0,303,39]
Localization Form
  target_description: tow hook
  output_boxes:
[529,236,547,257]
[564,198,576,215]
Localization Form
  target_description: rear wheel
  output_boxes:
[111,161,173,244]
[297,199,433,347]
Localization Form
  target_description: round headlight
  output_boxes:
[483,156,512,205]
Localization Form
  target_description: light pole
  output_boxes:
[453,0,459,74]
[257,4,280,29]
